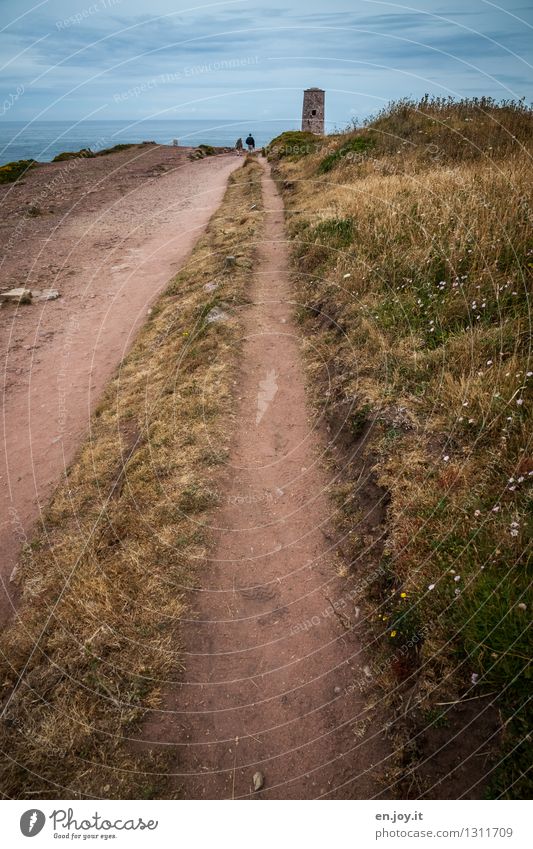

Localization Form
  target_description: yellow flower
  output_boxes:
[390,630,397,638]
[400,592,407,598]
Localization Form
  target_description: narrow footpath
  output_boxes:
[144,161,390,799]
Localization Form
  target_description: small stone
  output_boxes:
[36,289,60,301]
[334,686,341,694]
[206,306,227,323]
[252,771,264,791]
[0,288,32,304]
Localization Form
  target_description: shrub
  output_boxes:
[0,159,36,184]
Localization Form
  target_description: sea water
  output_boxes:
[0,119,294,166]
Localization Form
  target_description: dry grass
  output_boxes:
[0,157,263,798]
[270,99,532,798]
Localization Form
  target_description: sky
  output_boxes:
[1,0,532,127]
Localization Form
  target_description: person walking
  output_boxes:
[235,137,243,156]
[245,133,255,152]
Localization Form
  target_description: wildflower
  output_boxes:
[390,630,397,638]
[510,521,519,528]
[343,273,351,279]
[462,401,469,407]
[516,398,524,406]
[471,673,479,685]
[428,584,435,591]
[510,528,519,537]
[454,575,461,582]
[517,603,527,611]
[474,510,481,517]
[486,360,493,366]
[400,592,407,598]
[492,505,500,512]
[443,455,450,462]
[518,476,525,483]
[527,372,532,378]
[454,588,461,595]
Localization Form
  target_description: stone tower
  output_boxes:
[301,88,325,134]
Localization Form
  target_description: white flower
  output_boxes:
[428,584,435,591]
[343,273,351,279]
[516,398,524,406]
[510,528,519,536]
[474,510,481,517]
[517,603,527,611]
[486,360,493,366]
[471,673,479,684]
[443,455,450,462]
[454,575,461,582]
[510,522,519,528]
[492,505,501,512]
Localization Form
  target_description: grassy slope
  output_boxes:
[0,158,263,799]
[269,98,532,798]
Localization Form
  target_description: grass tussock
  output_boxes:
[0,160,264,798]
[271,97,532,798]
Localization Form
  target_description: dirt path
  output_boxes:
[143,162,390,799]
[0,148,241,623]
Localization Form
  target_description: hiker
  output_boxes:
[235,137,243,156]
[245,133,255,152]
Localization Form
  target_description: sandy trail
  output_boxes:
[0,147,241,623]
[143,162,389,799]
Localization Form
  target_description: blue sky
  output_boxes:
[1,0,532,126]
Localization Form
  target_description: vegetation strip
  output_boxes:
[269,97,532,799]
[0,158,263,798]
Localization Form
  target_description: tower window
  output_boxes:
[311,109,317,116]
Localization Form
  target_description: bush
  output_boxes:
[53,148,94,162]
[266,130,322,161]
[0,159,36,184]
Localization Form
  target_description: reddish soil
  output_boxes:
[0,145,241,624]
[141,162,392,799]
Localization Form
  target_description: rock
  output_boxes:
[206,306,227,324]
[0,288,32,304]
[31,289,60,302]
[334,686,341,694]
[224,255,236,269]
[252,771,264,791]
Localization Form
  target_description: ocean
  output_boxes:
[0,119,295,166]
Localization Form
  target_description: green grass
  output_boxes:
[318,135,375,173]
[267,130,323,160]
